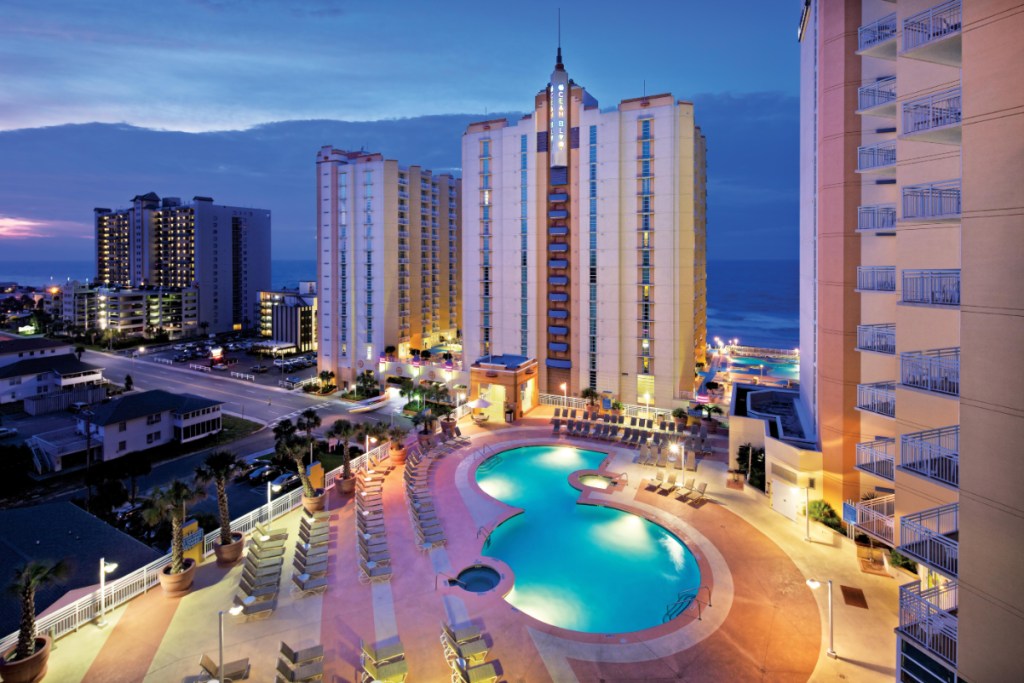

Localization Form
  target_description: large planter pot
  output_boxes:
[158,558,196,598]
[390,446,407,466]
[338,476,356,494]
[702,418,718,434]
[302,489,326,514]
[1,636,51,683]
[213,531,244,565]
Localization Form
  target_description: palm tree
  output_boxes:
[142,480,206,574]
[296,408,322,465]
[194,450,244,547]
[124,374,134,391]
[410,410,429,435]
[318,370,335,393]
[9,560,69,660]
[398,377,417,409]
[74,345,85,361]
[580,387,600,407]
[327,419,355,479]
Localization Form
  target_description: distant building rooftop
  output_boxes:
[0,337,68,355]
[87,389,222,426]
[0,355,102,380]
[732,384,816,448]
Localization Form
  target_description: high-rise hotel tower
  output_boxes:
[316,147,461,387]
[799,1,1024,680]
[461,48,707,408]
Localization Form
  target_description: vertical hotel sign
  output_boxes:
[549,70,569,168]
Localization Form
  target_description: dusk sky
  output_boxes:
[0,0,800,263]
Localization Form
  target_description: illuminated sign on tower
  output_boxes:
[549,68,569,168]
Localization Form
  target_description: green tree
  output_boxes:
[318,370,335,393]
[142,480,206,574]
[327,419,355,479]
[194,450,244,546]
[124,374,134,391]
[9,560,69,660]
[74,345,85,361]
[580,387,600,406]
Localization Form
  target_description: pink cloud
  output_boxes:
[0,216,91,239]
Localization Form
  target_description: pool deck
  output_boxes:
[40,405,898,682]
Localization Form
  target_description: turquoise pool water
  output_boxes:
[477,445,701,633]
[728,355,799,380]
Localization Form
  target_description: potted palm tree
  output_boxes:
[194,450,245,565]
[701,404,724,433]
[387,425,410,465]
[0,560,68,683]
[143,479,206,597]
[671,407,687,425]
[327,419,356,494]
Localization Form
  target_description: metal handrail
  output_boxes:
[903,0,962,53]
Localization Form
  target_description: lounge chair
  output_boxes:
[244,555,283,572]
[361,657,408,683]
[359,545,390,566]
[551,407,562,421]
[291,571,329,595]
[303,509,331,521]
[280,642,324,666]
[440,628,489,666]
[242,565,281,587]
[569,409,577,419]
[689,481,708,502]
[443,620,483,644]
[451,659,498,683]
[200,652,250,681]
[247,543,285,560]
[275,658,324,683]
[240,574,279,598]
[453,426,471,443]
[299,527,330,545]
[239,595,277,619]
[658,473,678,494]
[551,420,562,436]
[254,523,289,541]
[293,557,328,576]
[359,559,392,583]
[361,639,405,665]
[249,534,286,550]
[645,471,664,491]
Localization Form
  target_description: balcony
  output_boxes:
[857,77,897,117]
[902,88,962,144]
[856,437,896,481]
[902,180,960,222]
[900,503,959,578]
[856,140,896,174]
[902,0,962,66]
[857,12,897,59]
[857,204,897,234]
[901,348,959,397]
[857,323,896,354]
[857,382,896,418]
[900,425,959,488]
[856,266,896,293]
[902,269,960,307]
[851,493,895,544]
[899,581,957,668]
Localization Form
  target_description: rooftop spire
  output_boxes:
[555,8,564,70]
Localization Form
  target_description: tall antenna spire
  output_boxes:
[555,8,563,69]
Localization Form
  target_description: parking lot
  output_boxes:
[140,339,320,391]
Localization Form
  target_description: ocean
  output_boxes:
[0,257,799,350]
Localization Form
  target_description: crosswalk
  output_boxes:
[267,402,333,428]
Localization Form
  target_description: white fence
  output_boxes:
[189,364,211,373]
[0,440,392,654]
[538,393,675,422]
[231,371,255,382]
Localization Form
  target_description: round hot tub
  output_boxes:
[578,474,614,490]
[454,564,501,593]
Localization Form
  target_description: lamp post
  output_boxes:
[266,481,273,523]
[643,392,651,419]
[806,578,837,659]
[219,607,244,682]
[96,557,118,628]
[560,382,567,408]
[804,487,811,542]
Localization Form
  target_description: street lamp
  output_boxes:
[560,382,567,408]
[96,558,118,628]
[643,392,651,419]
[218,607,244,682]
[265,482,273,524]
[365,435,378,465]
[806,578,837,659]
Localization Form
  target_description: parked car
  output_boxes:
[235,461,262,482]
[212,363,229,371]
[250,364,269,374]
[286,376,302,384]
[0,427,18,439]
[270,472,300,493]
[173,354,190,363]
[246,465,276,484]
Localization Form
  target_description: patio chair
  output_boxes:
[244,554,283,572]
[303,509,331,522]
[551,407,562,421]
[247,543,285,560]
[359,559,393,583]
[606,425,619,440]
[440,628,489,666]
[619,427,633,443]
[453,426,471,443]
[443,620,484,644]
[674,477,696,500]
[280,642,324,666]
[240,574,280,598]
[629,417,638,428]
[254,523,289,541]
[361,639,404,666]
[361,657,408,683]
[291,571,329,595]
[578,422,592,438]
[241,565,281,586]
[359,544,390,566]
[293,557,328,577]
[451,659,498,683]
[199,652,250,682]
[299,526,330,544]
[249,534,286,550]
[689,481,709,502]
[658,473,678,494]
[239,595,277,619]
[551,420,562,436]
[644,470,665,491]
[275,658,325,683]
[300,516,329,530]
[568,408,576,419]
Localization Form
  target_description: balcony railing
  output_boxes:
[902,180,960,221]
[903,0,962,53]
[857,382,896,418]
[903,88,961,139]
[856,437,896,481]
[900,503,959,578]
[858,77,897,112]
[858,12,898,52]
[857,140,896,172]
[852,493,895,544]
[858,204,897,233]
[902,269,960,306]
[901,348,960,397]
[901,425,959,488]
[899,581,957,668]
[857,323,896,354]
[857,266,896,292]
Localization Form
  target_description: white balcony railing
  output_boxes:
[901,425,959,488]
[902,269,960,306]
[858,77,897,112]
[857,323,896,354]
[856,437,896,481]
[900,503,959,578]
[858,204,897,233]
[858,12,898,52]
[857,382,896,418]
[903,180,961,220]
[852,493,896,544]
[857,140,897,172]
[901,347,960,397]
[899,581,957,668]
[903,0,962,53]
[857,266,897,292]
[903,88,961,137]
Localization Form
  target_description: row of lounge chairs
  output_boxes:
[553,408,700,434]
[404,447,447,551]
[276,641,325,683]
[645,473,709,503]
[356,469,393,583]
[360,638,409,683]
[440,621,498,683]
[234,523,287,620]
[292,511,330,595]
[417,424,471,457]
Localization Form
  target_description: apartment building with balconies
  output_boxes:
[801,1,1024,681]
[315,146,461,388]
[461,47,707,409]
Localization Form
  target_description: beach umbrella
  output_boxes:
[467,397,491,409]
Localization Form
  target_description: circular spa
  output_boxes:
[476,445,701,633]
[453,565,501,593]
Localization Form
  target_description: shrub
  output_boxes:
[736,442,766,491]
[890,550,918,573]
[809,499,845,533]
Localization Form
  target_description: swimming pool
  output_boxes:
[728,355,799,380]
[476,445,701,633]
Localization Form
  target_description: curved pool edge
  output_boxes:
[456,438,732,647]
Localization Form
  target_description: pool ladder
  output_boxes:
[662,585,713,623]
[476,523,496,549]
